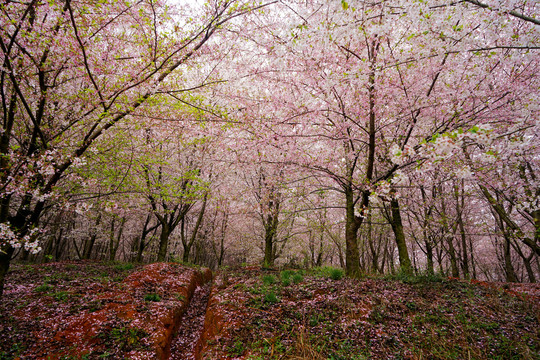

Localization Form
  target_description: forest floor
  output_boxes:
[0,261,538,360]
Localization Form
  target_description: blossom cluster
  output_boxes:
[0,223,42,254]
[390,144,415,165]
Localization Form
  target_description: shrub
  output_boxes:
[53,291,70,302]
[34,284,52,293]
[262,274,277,285]
[312,266,345,280]
[280,270,294,280]
[144,293,161,302]
[264,291,279,304]
[110,327,148,351]
[292,273,303,284]
[114,263,134,271]
[329,268,344,280]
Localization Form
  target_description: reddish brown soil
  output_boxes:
[169,283,212,360]
[0,261,212,360]
[1,264,538,360]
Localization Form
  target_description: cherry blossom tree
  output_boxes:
[0,0,274,296]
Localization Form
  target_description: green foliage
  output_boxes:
[174,293,186,302]
[263,291,279,304]
[0,342,25,360]
[53,291,70,302]
[329,268,344,280]
[228,339,245,357]
[113,263,134,271]
[144,293,161,302]
[109,327,148,351]
[261,274,277,285]
[311,266,345,280]
[291,273,303,284]
[384,270,444,284]
[34,283,53,293]
[280,270,294,280]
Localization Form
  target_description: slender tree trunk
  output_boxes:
[83,214,101,260]
[389,199,413,275]
[469,235,477,279]
[182,195,207,263]
[521,252,536,283]
[263,220,275,268]
[0,247,14,298]
[157,222,171,262]
[455,182,470,278]
[425,238,435,275]
[367,212,379,273]
[503,232,518,282]
[109,217,126,262]
[447,237,460,277]
[345,188,361,278]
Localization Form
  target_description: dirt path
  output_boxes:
[169,283,212,360]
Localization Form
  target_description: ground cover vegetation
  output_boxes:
[0,262,538,359]
[0,261,212,359]
[0,0,539,356]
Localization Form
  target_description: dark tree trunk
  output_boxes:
[345,188,361,278]
[157,222,171,262]
[83,214,101,260]
[108,217,126,262]
[182,195,207,263]
[455,182,470,278]
[0,247,15,298]
[389,199,413,275]
[503,233,518,283]
[425,237,435,275]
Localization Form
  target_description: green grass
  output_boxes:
[291,273,303,284]
[143,293,161,302]
[34,283,53,293]
[263,291,279,304]
[113,263,134,271]
[311,266,345,280]
[261,274,277,285]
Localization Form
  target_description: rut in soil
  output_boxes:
[169,282,212,360]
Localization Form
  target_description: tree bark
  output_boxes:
[455,182,470,278]
[389,199,413,275]
[345,188,362,278]
[157,222,171,262]
[0,246,15,298]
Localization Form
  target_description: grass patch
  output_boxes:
[143,293,161,302]
[113,263,134,271]
[34,283,53,293]
[262,274,277,285]
[264,291,279,304]
[292,273,304,284]
[311,266,345,280]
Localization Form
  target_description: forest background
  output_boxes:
[0,0,539,296]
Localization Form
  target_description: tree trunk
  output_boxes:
[389,199,413,275]
[83,214,101,260]
[182,195,207,264]
[425,237,435,275]
[345,188,361,278]
[0,246,15,298]
[263,222,275,268]
[447,237,460,278]
[157,222,171,262]
[522,253,536,283]
[455,182,470,278]
[503,233,518,282]
[109,217,126,262]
